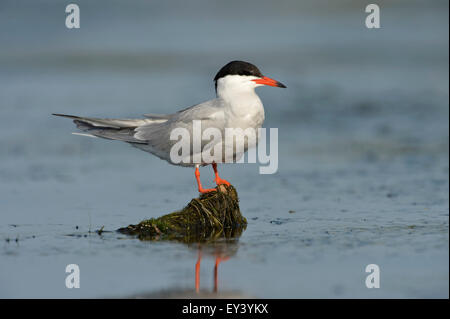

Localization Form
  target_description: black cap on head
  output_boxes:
[214,61,263,82]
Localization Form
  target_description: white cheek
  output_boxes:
[216,75,260,99]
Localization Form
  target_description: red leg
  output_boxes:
[195,251,202,293]
[195,165,216,194]
[213,256,230,293]
[212,163,230,186]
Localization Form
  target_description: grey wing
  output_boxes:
[143,113,171,122]
[133,99,226,164]
[53,99,226,165]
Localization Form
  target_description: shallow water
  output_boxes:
[0,0,448,298]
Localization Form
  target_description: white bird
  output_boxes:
[54,61,286,193]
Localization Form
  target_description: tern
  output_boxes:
[54,61,286,193]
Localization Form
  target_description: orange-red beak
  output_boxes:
[252,76,286,88]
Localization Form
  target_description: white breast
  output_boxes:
[216,74,266,130]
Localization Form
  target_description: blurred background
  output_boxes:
[0,0,448,298]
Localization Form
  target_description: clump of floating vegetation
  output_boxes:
[118,184,247,242]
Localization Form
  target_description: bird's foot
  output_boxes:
[214,177,230,186]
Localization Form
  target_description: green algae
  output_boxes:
[117,184,247,242]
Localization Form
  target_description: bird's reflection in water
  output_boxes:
[193,226,243,293]
[130,223,246,297]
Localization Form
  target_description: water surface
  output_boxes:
[0,0,448,298]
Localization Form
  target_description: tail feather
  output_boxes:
[53,113,148,144]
